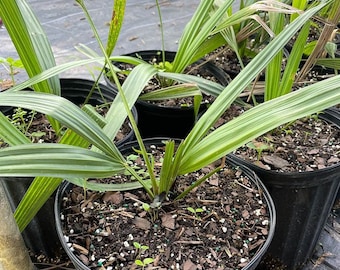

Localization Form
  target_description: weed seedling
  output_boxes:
[133,241,149,258]
[246,140,273,161]
[187,207,205,219]
[124,154,149,180]
[7,108,46,141]
[133,242,154,269]
[303,131,312,144]
[278,121,295,135]
[135,258,155,269]
[0,57,24,84]
[142,202,159,222]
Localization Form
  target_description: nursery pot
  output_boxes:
[55,138,276,270]
[326,107,340,214]
[227,109,340,270]
[105,50,228,138]
[0,78,137,257]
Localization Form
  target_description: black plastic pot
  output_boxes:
[325,107,340,214]
[105,50,228,138]
[227,109,340,270]
[55,138,276,270]
[0,78,137,257]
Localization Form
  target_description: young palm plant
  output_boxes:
[0,0,338,219]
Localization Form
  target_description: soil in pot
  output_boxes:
[217,108,340,173]
[56,140,275,270]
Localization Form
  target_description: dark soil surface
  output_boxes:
[234,115,339,172]
[58,142,273,270]
[215,103,339,173]
[205,47,246,79]
[29,249,74,269]
[0,106,132,145]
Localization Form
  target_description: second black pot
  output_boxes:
[105,50,228,138]
[228,109,340,270]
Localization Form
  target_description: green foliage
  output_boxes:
[133,241,149,254]
[0,0,128,231]
[107,0,235,117]
[0,0,339,235]
[6,108,45,142]
[187,206,205,219]
[0,0,62,134]
[0,57,24,84]
[123,154,149,180]
[135,258,154,269]
[0,0,59,93]
[133,241,153,269]
[105,0,126,57]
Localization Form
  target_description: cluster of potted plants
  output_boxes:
[0,0,339,269]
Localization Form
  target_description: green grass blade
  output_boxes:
[158,72,225,96]
[316,58,340,70]
[172,0,233,73]
[6,58,105,93]
[14,176,62,232]
[264,11,285,101]
[159,140,175,193]
[139,83,200,101]
[103,63,158,141]
[291,0,308,21]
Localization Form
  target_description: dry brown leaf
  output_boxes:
[183,259,197,270]
[161,214,176,230]
[102,191,123,204]
[132,217,151,230]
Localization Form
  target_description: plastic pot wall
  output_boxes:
[55,139,276,270]
[325,107,340,212]
[0,78,137,256]
[227,109,340,270]
[105,50,229,138]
